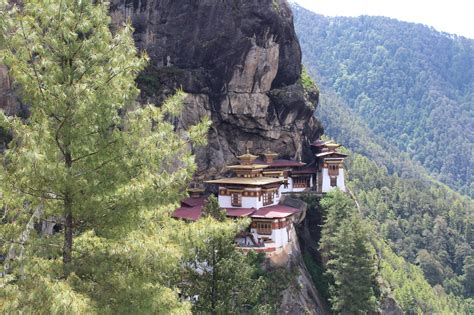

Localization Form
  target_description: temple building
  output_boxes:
[172,150,302,251]
[172,140,348,251]
[253,149,314,193]
[311,140,347,193]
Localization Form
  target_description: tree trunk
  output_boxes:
[63,149,73,277]
[211,243,217,315]
[63,195,73,277]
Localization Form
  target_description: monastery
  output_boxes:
[172,139,347,252]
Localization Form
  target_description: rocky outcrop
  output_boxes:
[268,224,330,315]
[109,0,323,177]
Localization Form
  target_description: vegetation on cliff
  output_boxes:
[0,1,265,313]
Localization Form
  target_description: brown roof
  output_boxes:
[181,196,207,208]
[250,205,301,219]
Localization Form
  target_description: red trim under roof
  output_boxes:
[291,167,317,174]
[250,205,300,219]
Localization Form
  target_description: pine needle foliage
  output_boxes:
[319,189,377,314]
[0,0,210,313]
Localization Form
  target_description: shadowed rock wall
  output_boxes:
[110,0,323,178]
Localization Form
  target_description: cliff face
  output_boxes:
[109,0,323,177]
[0,1,323,174]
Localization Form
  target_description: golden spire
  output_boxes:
[263,148,278,163]
[237,148,258,165]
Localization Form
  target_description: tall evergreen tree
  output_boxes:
[0,0,209,313]
[179,217,266,314]
[319,190,377,313]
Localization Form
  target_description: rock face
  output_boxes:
[110,0,323,177]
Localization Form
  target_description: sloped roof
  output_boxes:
[172,206,202,221]
[205,177,283,186]
[250,205,301,219]
[225,208,256,217]
[316,151,347,158]
[181,196,207,208]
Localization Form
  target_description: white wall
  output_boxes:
[250,226,289,248]
[280,177,293,194]
[322,168,346,192]
[271,227,289,247]
[218,191,281,209]
[218,195,263,208]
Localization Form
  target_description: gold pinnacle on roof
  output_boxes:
[326,143,341,151]
[263,148,278,163]
[237,148,258,165]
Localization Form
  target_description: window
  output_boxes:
[231,193,241,206]
[256,222,272,235]
[262,192,274,206]
[330,176,337,187]
[294,177,309,188]
[328,164,339,176]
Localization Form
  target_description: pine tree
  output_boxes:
[0,1,209,313]
[202,195,227,222]
[319,190,377,314]
[179,217,266,314]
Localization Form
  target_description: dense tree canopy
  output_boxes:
[293,4,473,197]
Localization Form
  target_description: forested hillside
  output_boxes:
[292,5,474,197]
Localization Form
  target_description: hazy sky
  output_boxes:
[292,0,474,39]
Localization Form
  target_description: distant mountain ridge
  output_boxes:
[292,4,473,197]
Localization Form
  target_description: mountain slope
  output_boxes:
[292,5,474,197]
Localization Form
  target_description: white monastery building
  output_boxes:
[172,139,348,251]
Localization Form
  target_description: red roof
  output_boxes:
[181,196,207,207]
[250,205,300,219]
[172,206,202,221]
[225,208,255,217]
[254,159,305,168]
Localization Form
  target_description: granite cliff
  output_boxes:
[109,0,323,177]
[0,0,322,173]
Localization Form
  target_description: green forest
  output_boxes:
[306,188,472,314]
[292,5,474,197]
[291,4,473,310]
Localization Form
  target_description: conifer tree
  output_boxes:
[202,195,227,222]
[0,1,209,313]
[179,217,266,314]
[319,190,377,313]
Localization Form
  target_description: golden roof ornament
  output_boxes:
[237,148,258,165]
[326,143,341,151]
[263,148,278,163]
